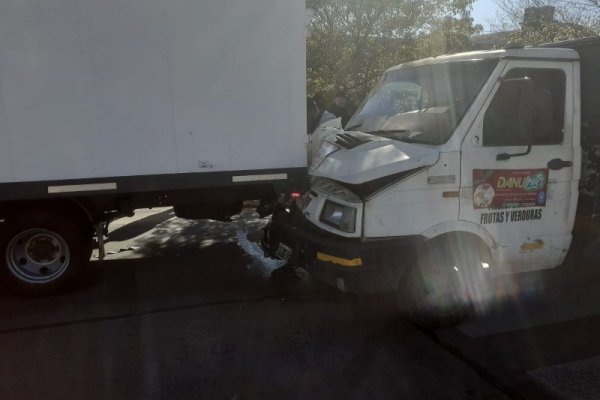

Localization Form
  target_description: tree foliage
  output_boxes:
[493,0,600,46]
[306,0,481,105]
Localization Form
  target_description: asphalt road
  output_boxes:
[1,209,600,399]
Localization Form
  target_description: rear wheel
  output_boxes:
[0,213,93,295]
[400,236,494,329]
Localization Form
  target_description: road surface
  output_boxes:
[1,209,600,399]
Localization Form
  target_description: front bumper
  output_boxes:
[262,211,424,293]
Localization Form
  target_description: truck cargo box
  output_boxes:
[0,0,307,201]
[0,0,310,294]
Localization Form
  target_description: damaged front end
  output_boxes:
[262,201,424,293]
[261,128,440,293]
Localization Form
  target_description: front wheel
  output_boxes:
[400,237,495,329]
[0,213,93,295]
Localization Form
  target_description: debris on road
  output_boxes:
[236,228,284,278]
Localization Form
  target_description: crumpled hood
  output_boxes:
[311,131,440,184]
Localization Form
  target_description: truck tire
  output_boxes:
[0,212,93,295]
[400,236,494,329]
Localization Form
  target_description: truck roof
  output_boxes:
[386,47,579,73]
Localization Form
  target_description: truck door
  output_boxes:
[460,60,577,274]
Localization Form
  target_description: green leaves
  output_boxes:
[493,1,599,47]
[306,0,480,105]
[306,0,598,107]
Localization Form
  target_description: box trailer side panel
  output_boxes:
[168,0,307,174]
[0,0,308,295]
[0,0,307,186]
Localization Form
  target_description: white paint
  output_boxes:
[385,48,578,73]
[311,135,440,184]
[48,183,117,194]
[0,0,307,184]
[303,47,582,280]
[421,220,498,251]
[232,174,288,183]
[307,121,343,164]
[363,152,461,238]
[459,58,577,274]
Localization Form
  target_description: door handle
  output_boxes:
[547,158,573,170]
[496,145,532,161]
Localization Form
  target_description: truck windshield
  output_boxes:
[347,58,498,145]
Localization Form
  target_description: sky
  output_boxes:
[471,0,501,32]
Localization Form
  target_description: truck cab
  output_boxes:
[264,43,597,325]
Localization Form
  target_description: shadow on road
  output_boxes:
[107,209,175,242]
[132,213,268,259]
[0,239,352,335]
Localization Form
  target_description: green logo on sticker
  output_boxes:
[523,172,546,192]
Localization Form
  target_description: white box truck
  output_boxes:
[264,37,600,326]
[0,0,309,294]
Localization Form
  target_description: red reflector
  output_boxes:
[290,192,302,199]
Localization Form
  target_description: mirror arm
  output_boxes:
[496,144,532,161]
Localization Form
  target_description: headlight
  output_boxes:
[320,200,356,233]
[311,141,340,168]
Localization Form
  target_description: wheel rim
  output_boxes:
[5,229,71,284]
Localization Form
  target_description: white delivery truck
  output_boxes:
[264,37,600,326]
[0,0,309,294]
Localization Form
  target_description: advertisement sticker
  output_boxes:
[473,169,549,210]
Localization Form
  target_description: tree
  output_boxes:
[415,15,483,58]
[492,1,600,45]
[306,0,481,105]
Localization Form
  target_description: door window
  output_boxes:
[483,68,566,146]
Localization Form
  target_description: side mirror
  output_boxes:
[483,77,534,147]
